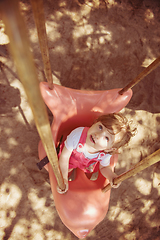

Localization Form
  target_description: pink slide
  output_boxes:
[38,82,132,238]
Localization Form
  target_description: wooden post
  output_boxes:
[119,56,160,95]
[0,0,65,191]
[30,0,53,89]
[102,149,160,192]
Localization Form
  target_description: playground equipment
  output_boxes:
[1,0,160,238]
[38,82,132,238]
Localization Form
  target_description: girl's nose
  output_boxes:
[95,132,102,139]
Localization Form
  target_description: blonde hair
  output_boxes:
[95,113,136,152]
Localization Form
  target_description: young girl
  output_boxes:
[57,113,135,194]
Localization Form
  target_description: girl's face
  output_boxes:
[86,122,122,153]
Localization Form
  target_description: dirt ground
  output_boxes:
[0,0,160,239]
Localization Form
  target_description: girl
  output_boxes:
[58,113,135,194]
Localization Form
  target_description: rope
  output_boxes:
[119,56,160,95]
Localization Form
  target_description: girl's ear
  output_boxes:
[108,147,117,152]
[104,147,118,154]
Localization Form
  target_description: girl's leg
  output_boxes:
[68,168,77,181]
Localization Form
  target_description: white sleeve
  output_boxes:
[100,154,111,167]
[64,127,84,151]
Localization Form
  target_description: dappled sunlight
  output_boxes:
[15,100,33,124]
[145,9,154,23]
[142,56,156,67]
[0,182,22,207]
[140,199,154,214]
[153,172,160,194]
[28,188,55,225]
[52,45,66,54]
[123,231,137,240]
[4,128,12,135]
[145,46,156,61]
[9,167,17,175]
[0,149,11,159]
[108,203,121,221]
[39,0,160,90]
[10,219,31,240]
[103,0,117,8]
[117,211,132,227]
[135,178,152,195]
[83,24,94,35]
[74,24,93,38]
[0,183,22,234]
[7,137,18,148]
[0,20,9,44]
[29,28,39,43]
[145,208,160,228]
[59,0,67,8]
[47,22,61,41]
[0,209,16,227]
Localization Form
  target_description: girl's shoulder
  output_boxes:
[65,127,84,151]
[70,127,84,136]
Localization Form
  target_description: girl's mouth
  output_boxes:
[90,135,95,144]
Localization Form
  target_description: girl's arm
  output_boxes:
[58,146,72,194]
[99,164,120,188]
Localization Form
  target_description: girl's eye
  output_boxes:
[99,125,103,130]
[105,136,109,141]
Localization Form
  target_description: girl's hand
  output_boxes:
[110,178,121,188]
[99,165,121,188]
[57,180,68,194]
